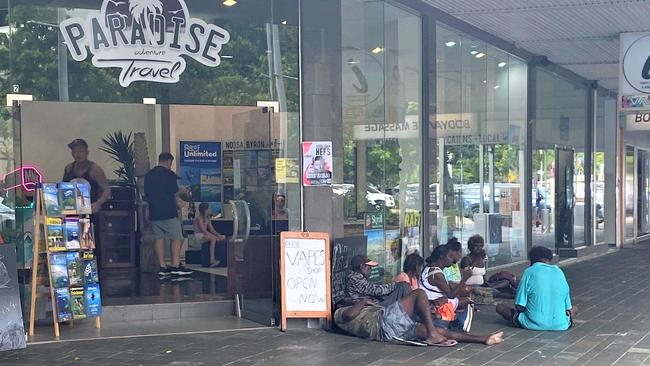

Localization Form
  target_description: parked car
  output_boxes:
[333,183,396,211]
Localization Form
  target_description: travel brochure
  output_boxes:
[43,181,92,217]
[50,252,101,321]
[67,251,84,287]
[46,218,65,252]
[40,181,101,322]
[70,287,87,319]
[85,284,102,317]
[55,287,72,322]
[47,217,90,251]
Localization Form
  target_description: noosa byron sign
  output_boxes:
[621,32,650,95]
[60,0,230,87]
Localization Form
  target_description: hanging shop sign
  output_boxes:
[620,32,650,96]
[625,112,650,131]
[302,141,333,187]
[60,0,230,87]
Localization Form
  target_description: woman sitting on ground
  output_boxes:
[421,245,474,331]
[460,234,487,286]
[394,253,424,290]
[194,203,226,267]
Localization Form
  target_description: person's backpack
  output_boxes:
[487,271,518,295]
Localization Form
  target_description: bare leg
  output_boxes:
[496,304,514,322]
[399,289,447,344]
[170,239,183,267]
[438,328,504,345]
[154,238,166,268]
[205,234,219,265]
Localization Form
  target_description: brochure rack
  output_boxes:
[28,183,102,339]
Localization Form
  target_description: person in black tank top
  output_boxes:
[63,139,111,213]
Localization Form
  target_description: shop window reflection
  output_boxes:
[435,24,527,266]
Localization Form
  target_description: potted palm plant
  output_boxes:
[99,131,135,186]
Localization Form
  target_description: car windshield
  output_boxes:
[367,185,381,194]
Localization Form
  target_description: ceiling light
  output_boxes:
[372,47,383,54]
[445,41,456,47]
[223,0,237,6]
[483,80,487,84]
[347,60,360,65]
[221,55,233,59]
[281,20,287,25]
[498,61,507,68]
[494,85,500,89]
[475,52,486,58]
[470,50,478,55]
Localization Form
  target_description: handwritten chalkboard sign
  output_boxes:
[280,232,331,331]
[0,244,27,351]
[331,236,368,307]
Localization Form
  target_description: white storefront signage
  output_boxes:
[625,112,650,131]
[431,113,479,137]
[620,32,650,96]
[60,0,230,87]
[353,115,419,140]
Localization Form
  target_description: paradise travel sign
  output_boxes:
[60,0,230,87]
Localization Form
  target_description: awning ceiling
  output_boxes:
[423,0,650,91]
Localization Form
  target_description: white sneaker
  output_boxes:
[462,303,474,333]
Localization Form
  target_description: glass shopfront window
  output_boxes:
[434,24,527,266]
[340,0,422,281]
[3,0,300,330]
[534,69,589,251]
[593,93,616,245]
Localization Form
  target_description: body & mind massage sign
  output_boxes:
[60,0,230,87]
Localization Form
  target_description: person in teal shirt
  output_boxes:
[496,246,576,331]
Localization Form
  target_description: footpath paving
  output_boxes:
[3,240,650,366]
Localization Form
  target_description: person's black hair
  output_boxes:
[467,234,485,252]
[402,253,424,275]
[159,152,174,162]
[198,202,210,217]
[529,246,553,264]
[425,245,449,264]
[446,237,462,252]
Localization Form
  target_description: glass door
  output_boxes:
[555,148,575,250]
[228,107,277,326]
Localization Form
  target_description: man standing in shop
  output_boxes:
[144,152,193,278]
[63,139,111,213]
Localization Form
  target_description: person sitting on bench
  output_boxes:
[194,203,226,267]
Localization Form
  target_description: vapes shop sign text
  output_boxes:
[60,0,230,87]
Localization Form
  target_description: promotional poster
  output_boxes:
[302,141,333,187]
[179,141,222,214]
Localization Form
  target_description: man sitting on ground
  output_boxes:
[335,288,504,346]
[341,255,411,308]
[496,246,577,331]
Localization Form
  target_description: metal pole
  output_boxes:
[57,8,69,102]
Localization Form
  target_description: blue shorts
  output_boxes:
[379,301,419,342]
[151,218,184,241]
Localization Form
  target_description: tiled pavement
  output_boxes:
[3,241,650,366]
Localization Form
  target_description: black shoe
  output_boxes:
[170,266,194,276]
[158,266,172,277]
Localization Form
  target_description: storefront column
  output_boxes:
[299,0,344,237]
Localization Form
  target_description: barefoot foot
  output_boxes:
[485,331,504,345]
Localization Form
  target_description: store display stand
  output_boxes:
[28,184,101,339]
